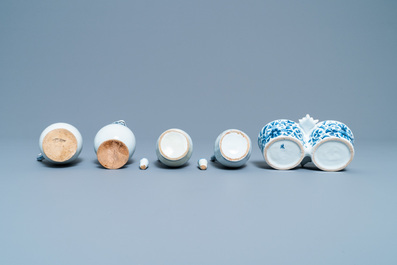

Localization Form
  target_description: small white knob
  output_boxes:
[140,158,149,170]
[198,158,208,170]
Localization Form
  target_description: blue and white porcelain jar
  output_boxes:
[258,119,305,170]
[258,115,355,171]
[308,120,354,171]
[211,129,252,168]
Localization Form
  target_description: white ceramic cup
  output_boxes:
[211,129,252,168]
[94,120,136,169]
[156,128,193,167]
[37,122,83,164]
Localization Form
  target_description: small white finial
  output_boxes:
[299,114,318,134]
[198,159,208,170]
[140,158,149,170]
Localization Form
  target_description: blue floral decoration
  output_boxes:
[258,119,305,151]
[308,120,354,147]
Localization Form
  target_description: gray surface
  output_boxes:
[1,0,397,264]
[0,139,397,265]
[1,0,397,141]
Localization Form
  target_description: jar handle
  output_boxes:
[37,153,44,161]
[210,155,217,162]
[113,120,126,127]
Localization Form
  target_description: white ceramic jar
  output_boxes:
[94,120,136,169]
[156,128,193,167]
[257,119,305,170]
[37,122,83,164]
[211,129,252,168]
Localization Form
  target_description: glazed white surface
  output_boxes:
[156,129,193,167]
[213,129,251,168]
[313,139,353,171]
[159,131,188,159]
[265,138,303,170]
[94,123,136,158]
[221,132,249,160]
[39,122,83,164]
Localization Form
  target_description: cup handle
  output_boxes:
[210,155,216,162]
[37,153,44,161]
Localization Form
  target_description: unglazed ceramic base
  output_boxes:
[312,138,354,171]
[159,130,189,161]
[97,139,130,169]
[220,130,250,161]
[94,123,136,160]
[42,128,78,163]
[264,137,304,170]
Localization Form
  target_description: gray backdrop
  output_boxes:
[1,0,396,142]
[1,1,397,265]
